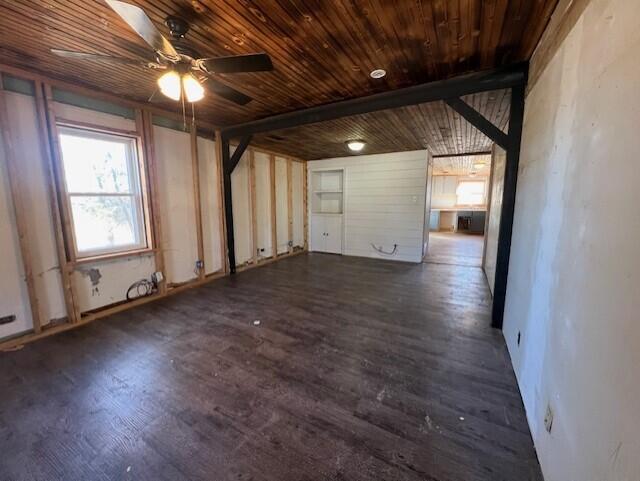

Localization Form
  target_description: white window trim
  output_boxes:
[58,125,149,259]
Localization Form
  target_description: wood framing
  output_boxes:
[214,130,228,274]
[0,74,42,332]
[0,64,307,349]
[287,158,293,254]
[249,149,258,264]
[140,110,166,294]
[190,124,205,280]
[269,154,278,259]
[34,80,77,326]
[303,165,309,250]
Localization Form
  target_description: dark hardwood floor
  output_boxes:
[0,253,542,481]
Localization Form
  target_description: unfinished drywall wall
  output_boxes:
[308,150,429,263]
[6,90,66,324]
[275,156,289,254]
[231,151,253,266]
[504,0,640,479]
[197,136,223,275]
[483,146,506,295]
[291,161,305,248]
[0,112,33,338]
[254,151,273,259]
[153,123,198,285]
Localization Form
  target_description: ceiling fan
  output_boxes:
[51,0,273,105]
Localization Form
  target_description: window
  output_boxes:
[456,180,486,206]
[58,126,149,259]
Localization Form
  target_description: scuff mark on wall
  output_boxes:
[79,268,102,296]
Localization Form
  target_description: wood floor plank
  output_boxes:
[0,253,542,481]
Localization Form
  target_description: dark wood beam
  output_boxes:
[222,63,528,139]
[225,135,253,172]
[491,83,526,329]
[222,135,252,274]
[445,98,509,150]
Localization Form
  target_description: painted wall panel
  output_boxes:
[308,151,428,263]
[254,151,273,258]
[275,157,289,254]
[154,125,198,283]
[197,136,223,274]
[483,146,505,294]
[231,152,252,265]
[504,0,640,479]
[291,161,304,248]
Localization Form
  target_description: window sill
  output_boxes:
[71,247,157,267]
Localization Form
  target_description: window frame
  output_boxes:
[455,178,488,207]
[56,122,153,261]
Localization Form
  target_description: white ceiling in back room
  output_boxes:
[432,154,492,176]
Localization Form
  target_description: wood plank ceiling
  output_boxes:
[432,153,492,176]
[0,0,557,157]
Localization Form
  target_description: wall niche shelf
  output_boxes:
[310,170,344,214]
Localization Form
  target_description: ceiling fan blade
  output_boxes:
[51,48,153,67]
[200,53,273,74]
[105,0,179,61]
[204,78,253,105]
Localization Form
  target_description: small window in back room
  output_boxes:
[58,126,149,259]
[456,180,486,206]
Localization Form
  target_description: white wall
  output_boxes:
[308,150,429,263]
[483,146,506,294]
[504,0,640,479]
[198,136,224,275]
[231,151,252,266]
[254,151,273,259]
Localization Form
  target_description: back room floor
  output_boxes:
[0,253,542,481]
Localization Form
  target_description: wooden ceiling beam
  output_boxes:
[445,97,509,150]
[222,63,528,139]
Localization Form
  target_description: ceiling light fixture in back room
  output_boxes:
[346,140,366,152]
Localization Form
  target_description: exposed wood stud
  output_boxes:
[34,80,76,327]
[140,110,167,295]
[42,83,82,322]
[0,74,42,333]
[287,158,293,254]
[270,154,277,259]
[249,149,258,264]
[191,125,206,280]
[214,130,229,274]
[303,164,309,250]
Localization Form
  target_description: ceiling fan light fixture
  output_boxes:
[183,73,205,102]
[158,70,181,101]
[346,140,366,152]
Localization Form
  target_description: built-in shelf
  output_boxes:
[311,169,344,215]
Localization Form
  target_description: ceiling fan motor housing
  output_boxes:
[165,16,190,39]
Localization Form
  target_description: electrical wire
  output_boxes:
[371,243,398,256]
[126,279,156,301]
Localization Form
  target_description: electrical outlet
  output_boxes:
[195,260,204,270]
[152,271,164,284]
[544,403,554,433]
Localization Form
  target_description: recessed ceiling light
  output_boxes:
[346,140,366,152]
[473,162,485,169]
[370,69,386,79]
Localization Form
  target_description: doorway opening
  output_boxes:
[423,153,493,269]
